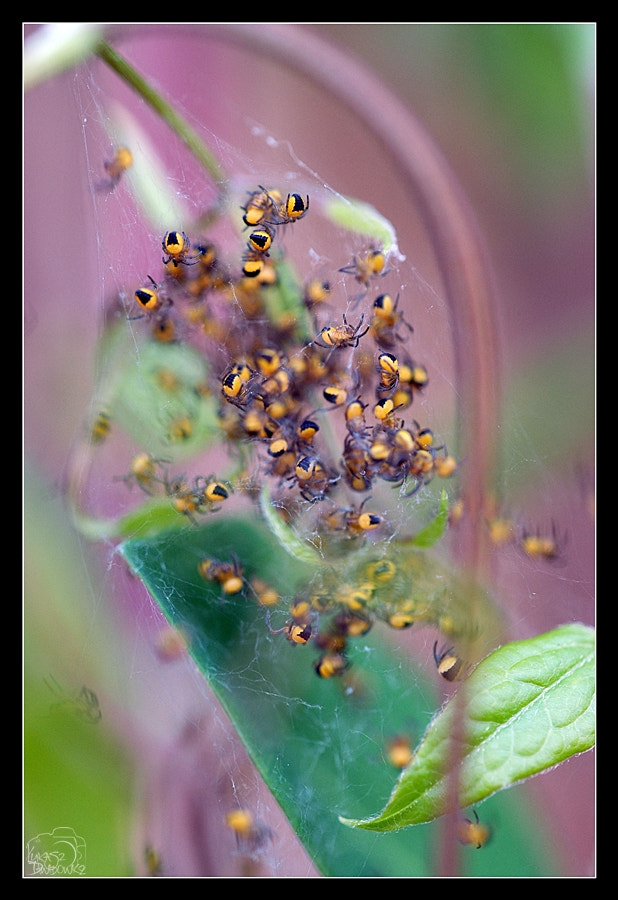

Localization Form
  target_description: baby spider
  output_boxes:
[457,810,491,849]
[520,522,567,563]
[292,455,341,502]
[118,452,168,495]
[370,293,414,347]
[225,808,273,855]
[167,475,230,523]
[386,734,414,769]
[247,225,275,255]
[44,676,102,725]
[98,145,133,191]
[161,230,201,267]
[132,275,173,320]
[221,363,260,409]
[303,278,331,310]
[339,247,389,290]
[433,640,467,682]
[198,555,244,595]
[266,599,314,644]
[266,190,310,226]
[320,497,383,537]
[89,407,112,444]
[375,350,400,397]
[241,186,282,227]
[240,250,267,279]
[315,313,370,350]
[314,651,349,679]
[321,369,361,409]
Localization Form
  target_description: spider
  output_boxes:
[98,145,132,191]
[265,190,309,225]
[433,640,467,682]
[198,554,244,595]
[314,313,370,350]
[339,247,389,288]
[161,230,200,267]
[458,810,491,849]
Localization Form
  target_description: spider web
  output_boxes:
[39,33,594,877]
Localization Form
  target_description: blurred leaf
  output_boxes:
[341,623,595,832]
[113,339,220,461]
[24,23,105,90]
[119,515,563,875]
[259,483,322,564]
[407,489,449,548]
[92,322,221,463]
[260,257,314,343]
[115,496,191,539]
[24,461,134,876]
[502,320,595,493]
[106,100,192,230]
[323,195,398,252]
[24,675,133,877]
[465,23,594,192]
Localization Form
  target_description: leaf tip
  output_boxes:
[338,815,361,829]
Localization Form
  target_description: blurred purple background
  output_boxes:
[24,24,595,876]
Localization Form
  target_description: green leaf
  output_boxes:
[89,321,220,464]
[341,622,595,832]
[260,257,314,343]
[113,339,220,462]
[114,496,191,538]
[25,674,133,876]
[258,483,323,565]
[25,461,134,876]
[407,489,449,548]
[323,195,398,251]
[89,320,221,462]
[118,515,565,875]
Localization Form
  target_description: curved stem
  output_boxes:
[95,28,502,577]
[192,24,502,880]
[91,26,503,878]
[199,23,501,577]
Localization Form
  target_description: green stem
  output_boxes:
[96,40,227,228]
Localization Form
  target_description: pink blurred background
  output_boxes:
[24,24,595,876]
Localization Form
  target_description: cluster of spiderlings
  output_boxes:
[214,191,455,510]
[192,535,480,682]
[115,183,470,676]
[235,546,477,681]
